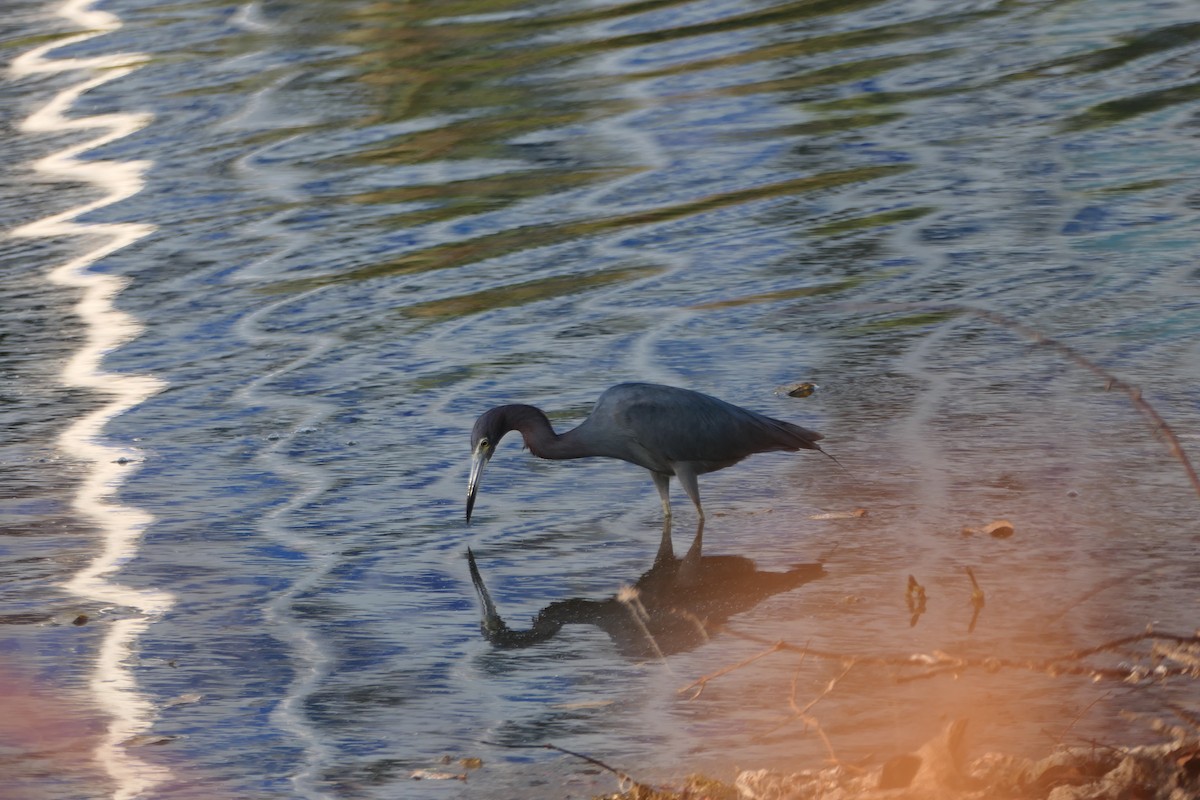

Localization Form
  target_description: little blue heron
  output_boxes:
[466,382,827,522]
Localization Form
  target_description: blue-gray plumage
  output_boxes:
[466,382,826,522]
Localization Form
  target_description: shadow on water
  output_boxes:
[467,520,824,659]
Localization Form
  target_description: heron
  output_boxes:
[466,382,828,522]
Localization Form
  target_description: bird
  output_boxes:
[466,382,827,522]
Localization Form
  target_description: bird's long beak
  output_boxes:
[466,444,489,522]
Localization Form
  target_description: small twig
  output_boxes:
[1042,569,1142,625]
[667,606,711,645]
[818,537,843,564]
[970,307,1200,497]
[752,647,814,739]
[480,740,664,795]
[966,567,985,634]
[679,641,784,699]
[906,574,927,628]
[1059,734,1130,757]
[1053,691,1112,748]
[1051,630,1200,664]
[799,661,854,718]
[617,586,671,668]
[1166,703,1200,734]
[836,302,1200,498]
[709,625,1200,684]
[754,660,857,765]
[893,663,964,684]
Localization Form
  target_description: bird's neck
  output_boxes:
[501,404,581,460]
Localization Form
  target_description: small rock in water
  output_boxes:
[785,382,818,398]
[985,520,1014,538]
[961,519,1015,538]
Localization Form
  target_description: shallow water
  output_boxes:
[3,0,1200,798]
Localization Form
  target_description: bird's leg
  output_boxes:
[674,463,705,520]
[651,472,672,519]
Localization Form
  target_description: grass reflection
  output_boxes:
[258,0,952,303]
[354,167,639,229]
[708,52,957,100]
[1009,21,1200,83]
[809,205,933,238]
[689,278,862,310]
[400,265,663,319]
[1063,81,1200,131]
[270,164,911,293]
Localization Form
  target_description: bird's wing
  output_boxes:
[598,384,820,470]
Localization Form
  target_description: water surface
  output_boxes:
[4,0,1200,798]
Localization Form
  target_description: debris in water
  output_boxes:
[783,382,818,398]
[809,508,867,520]
[410,769,466,781]
[961,519,1014,538]
[905,575,927,627]
[122,734,179,747]
[985,520,1014,538]
[966,568,985,607]
[966,567,985,633]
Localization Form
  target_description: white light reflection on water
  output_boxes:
[231,188,339,800]
[10,1,173,798]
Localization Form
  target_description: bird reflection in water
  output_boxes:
[466,520,824,659]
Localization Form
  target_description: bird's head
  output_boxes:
[466,407,509,523]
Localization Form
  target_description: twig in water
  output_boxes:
[969,306,1200,499]
[1166,703,1200,734]
[1052,691,1113,748]
[838,302,1200,498]
[710,625,1200,685]
[616,586,671,669]
[679,641,784,700]
[480,740,665,796]
[754,658,857,769]
[906,574,927,628]
[966,567,985,634]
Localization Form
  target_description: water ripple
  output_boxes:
[7,0,1200,795]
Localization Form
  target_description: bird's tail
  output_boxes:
[777,420,824,451]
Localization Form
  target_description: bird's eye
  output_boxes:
[480,438,490,450]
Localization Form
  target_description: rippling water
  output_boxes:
[4,0,1200,798]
